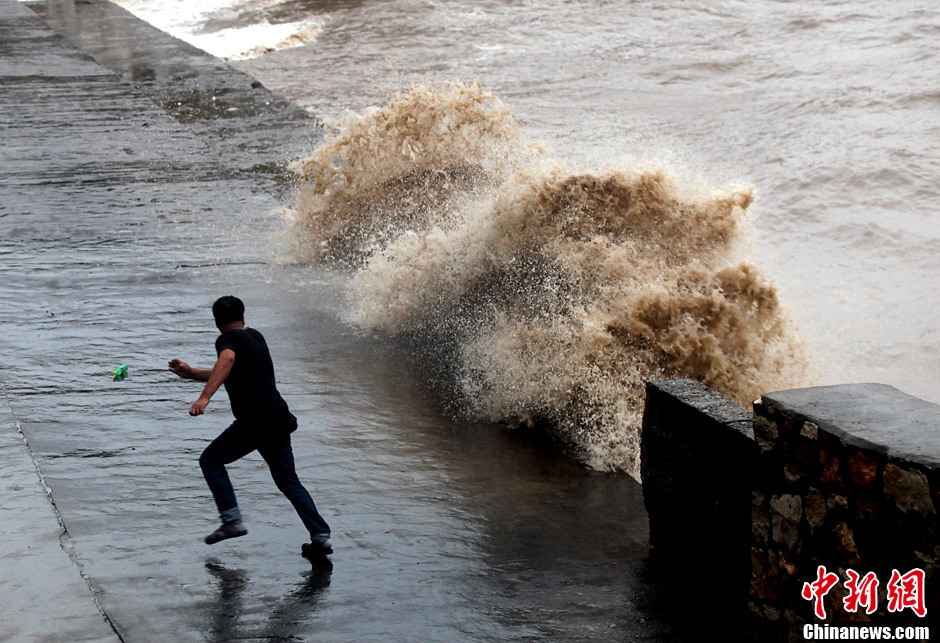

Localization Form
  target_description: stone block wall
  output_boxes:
[640,379,938,638]
[749,384,939,633]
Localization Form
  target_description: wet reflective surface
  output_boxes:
[2,1,686,640]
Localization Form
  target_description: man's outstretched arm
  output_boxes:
[169,351,235,416]
[168,358,211,382]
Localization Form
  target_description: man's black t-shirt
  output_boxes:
[215,327,296,432]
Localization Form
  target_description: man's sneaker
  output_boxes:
[205,521,248,545]
[301,538,333,559]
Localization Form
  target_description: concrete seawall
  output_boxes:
[28,0,321,195]
[0,0,321,638]
[2,0,318,635]
[0,2,668,640]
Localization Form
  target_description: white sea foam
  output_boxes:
[111,0,326,59]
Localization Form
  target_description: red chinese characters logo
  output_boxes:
[802,566,840,619]
[886,568,927,618]
[843,570,879,615]
[801,566,927,619]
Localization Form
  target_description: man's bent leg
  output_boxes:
[200,424,256,542]
[259,433,331,542]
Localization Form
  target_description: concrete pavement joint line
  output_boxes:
[0,379,126,643]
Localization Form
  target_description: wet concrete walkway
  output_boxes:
[0,1,671,640]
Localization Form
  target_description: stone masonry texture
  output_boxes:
[750,383,938,635]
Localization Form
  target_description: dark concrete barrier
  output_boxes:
[641,379,939,637]
[640,378,756,632]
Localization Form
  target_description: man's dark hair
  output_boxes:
[212,296,245,326]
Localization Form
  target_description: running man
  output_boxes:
[169,295,332,558]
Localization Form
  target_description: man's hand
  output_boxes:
[169,359,211,382]
[182,349,235,417]
[168,358,194,379]
[189,395,211,416]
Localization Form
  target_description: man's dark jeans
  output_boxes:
[199,422,331,538]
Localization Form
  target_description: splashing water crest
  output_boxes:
[290,82,540,264]
[290,81,806,477]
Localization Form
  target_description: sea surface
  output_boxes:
[107,0,939,472]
